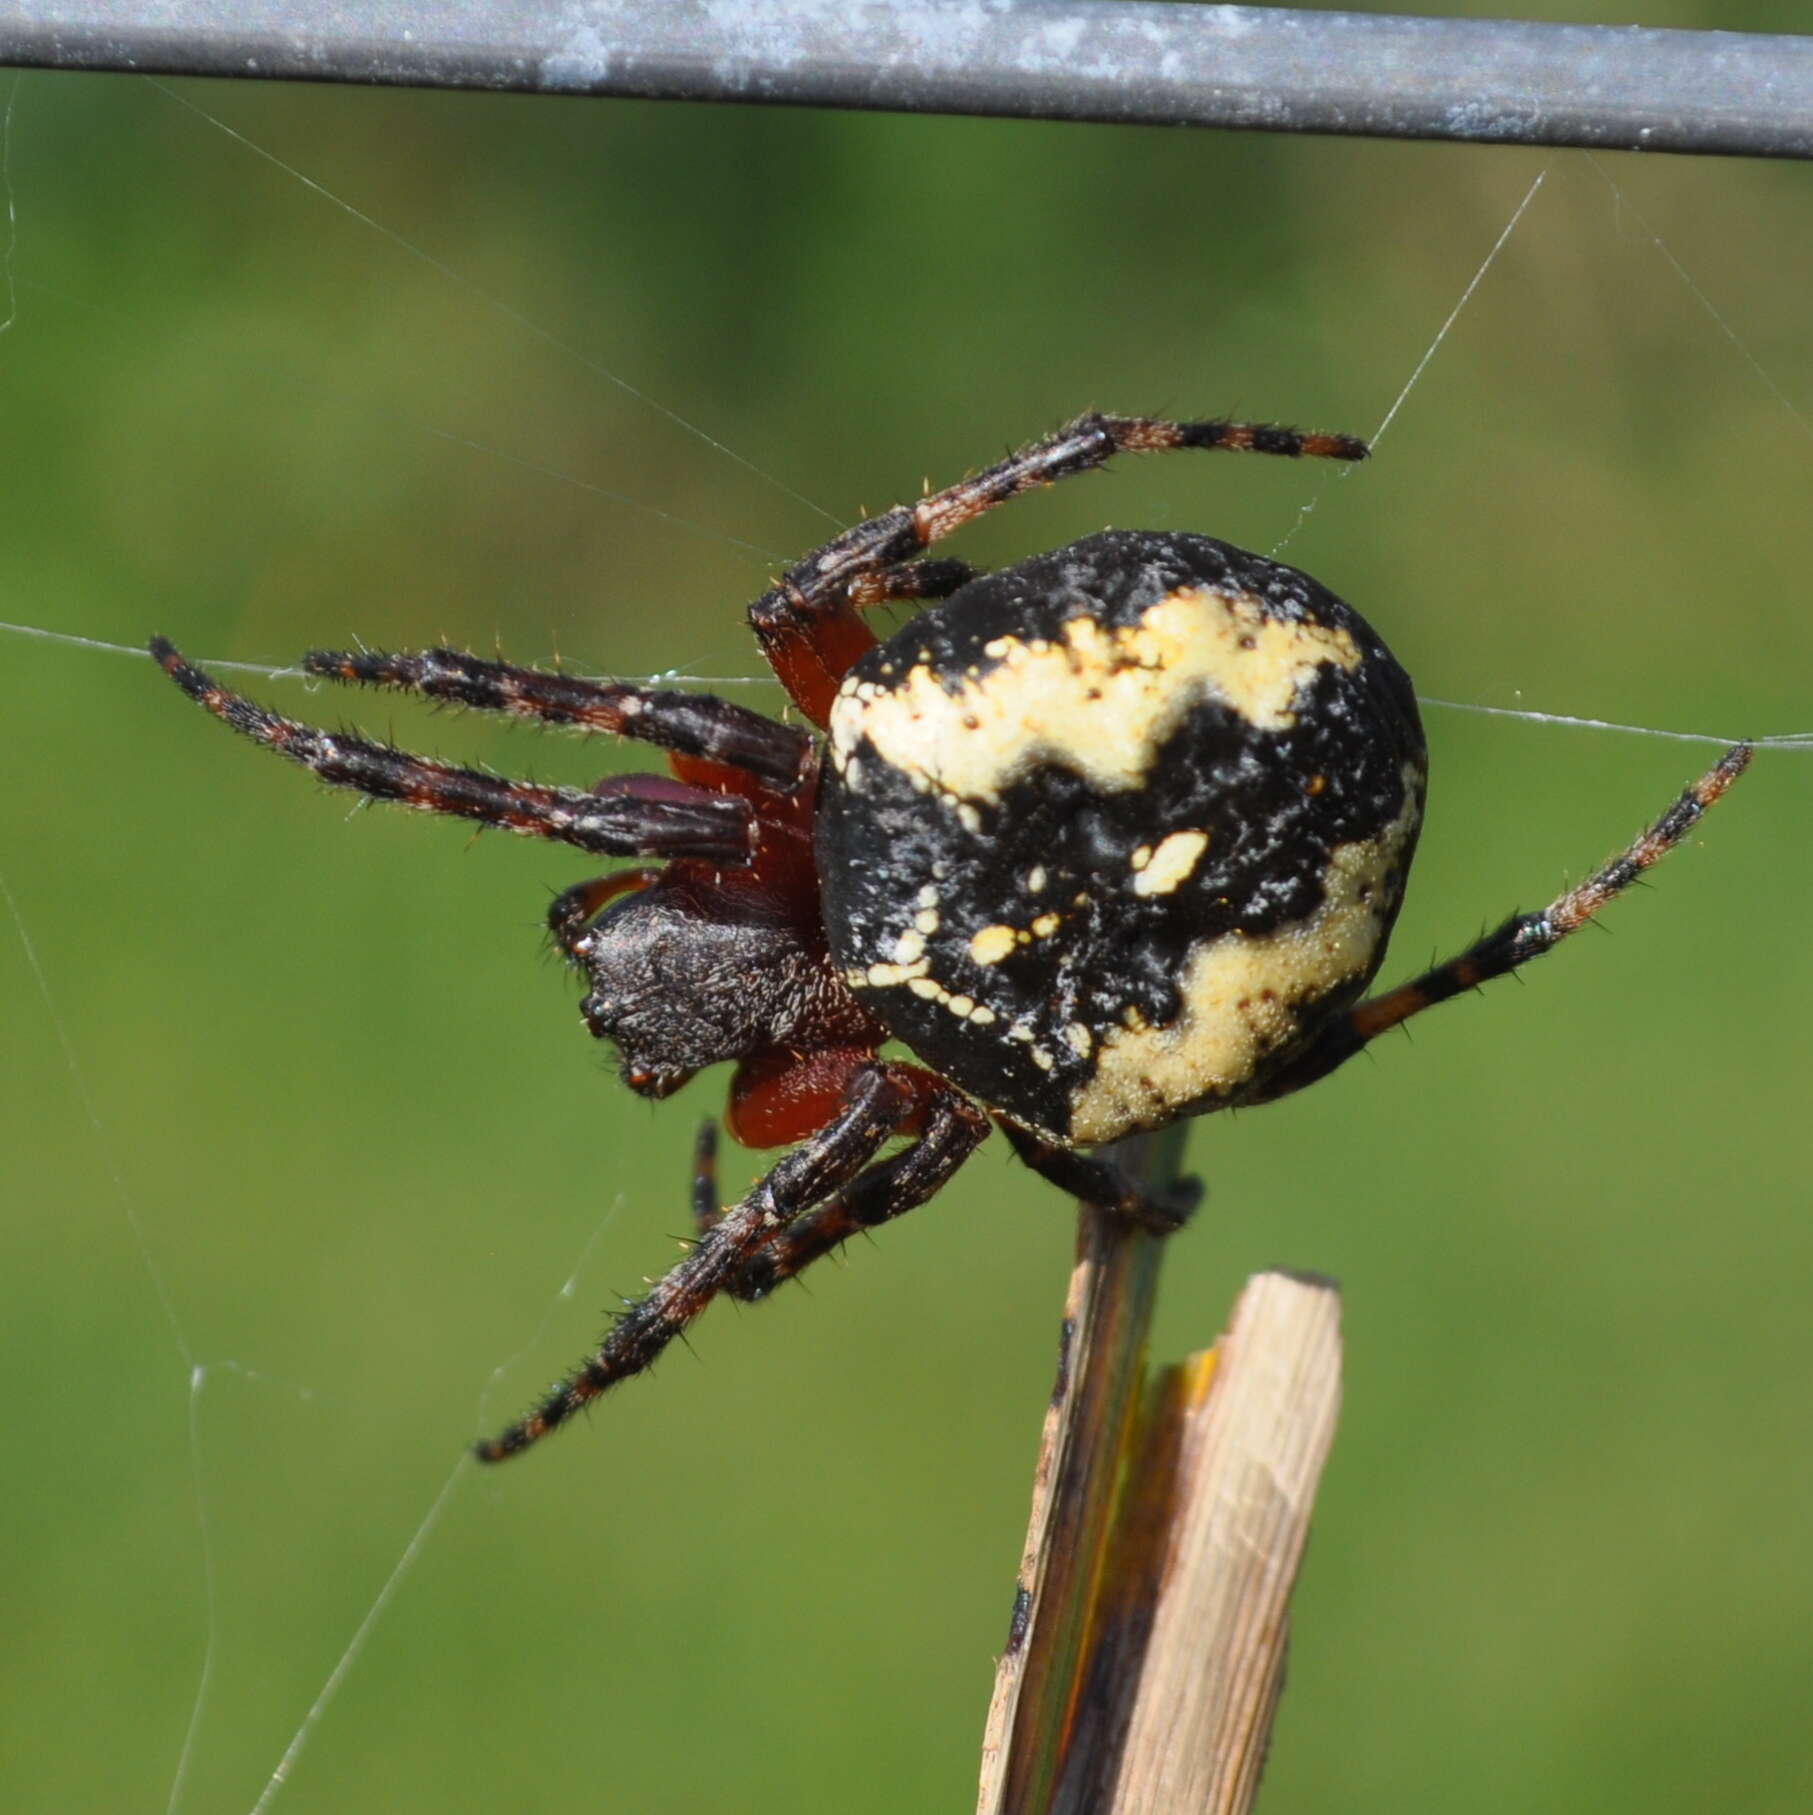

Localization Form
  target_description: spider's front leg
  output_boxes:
[151,641,755,862]
[475,1063,926,1462]
[302,645,813,790]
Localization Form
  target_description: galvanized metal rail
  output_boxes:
[0,1,1809,160]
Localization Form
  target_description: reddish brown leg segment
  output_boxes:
[726,1048,948,1150]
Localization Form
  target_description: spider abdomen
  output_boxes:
[817,530,1428,1146]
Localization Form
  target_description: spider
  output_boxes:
[152,410,1749,1464]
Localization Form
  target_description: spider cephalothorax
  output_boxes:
[153,410,1748,1463]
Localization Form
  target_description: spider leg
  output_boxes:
[304,647,812,791]
[474,1062,916,1462]
[998,1120,1203,1235]
[690,1117,720,1239]
[746,557,983,728]
[152,640,753,863]
[748,411,1367,723]
[717,1091,990,1301]
[1254,743,1753,1101]
[844,557,980,610]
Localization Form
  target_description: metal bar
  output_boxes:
[0,1,1809,161]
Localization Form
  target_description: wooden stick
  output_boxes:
[1092,1273,1343,1812]
[977,1127,1181,1815]
[979,1148,1343,1815]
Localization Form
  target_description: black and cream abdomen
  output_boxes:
[816,530,1427,1147]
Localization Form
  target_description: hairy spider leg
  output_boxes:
[844,557,981,611]
[703,1092,991,1302]
[740,553,989,730]
[474,1063,931,1462]
[151,641,757,863]
[997,1122,1204,1236]
[746,410,1370,724]
[1253,744,1753,1101]
[690,1118,721,1239]
[303,646,813,791]
[306,648,823,911]
[748,559,979,730]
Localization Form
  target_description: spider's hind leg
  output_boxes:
[1252,743,1753,1103]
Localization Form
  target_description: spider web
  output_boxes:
[2,50,1810,1815]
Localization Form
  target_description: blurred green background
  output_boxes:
[2,7,1809,1810]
